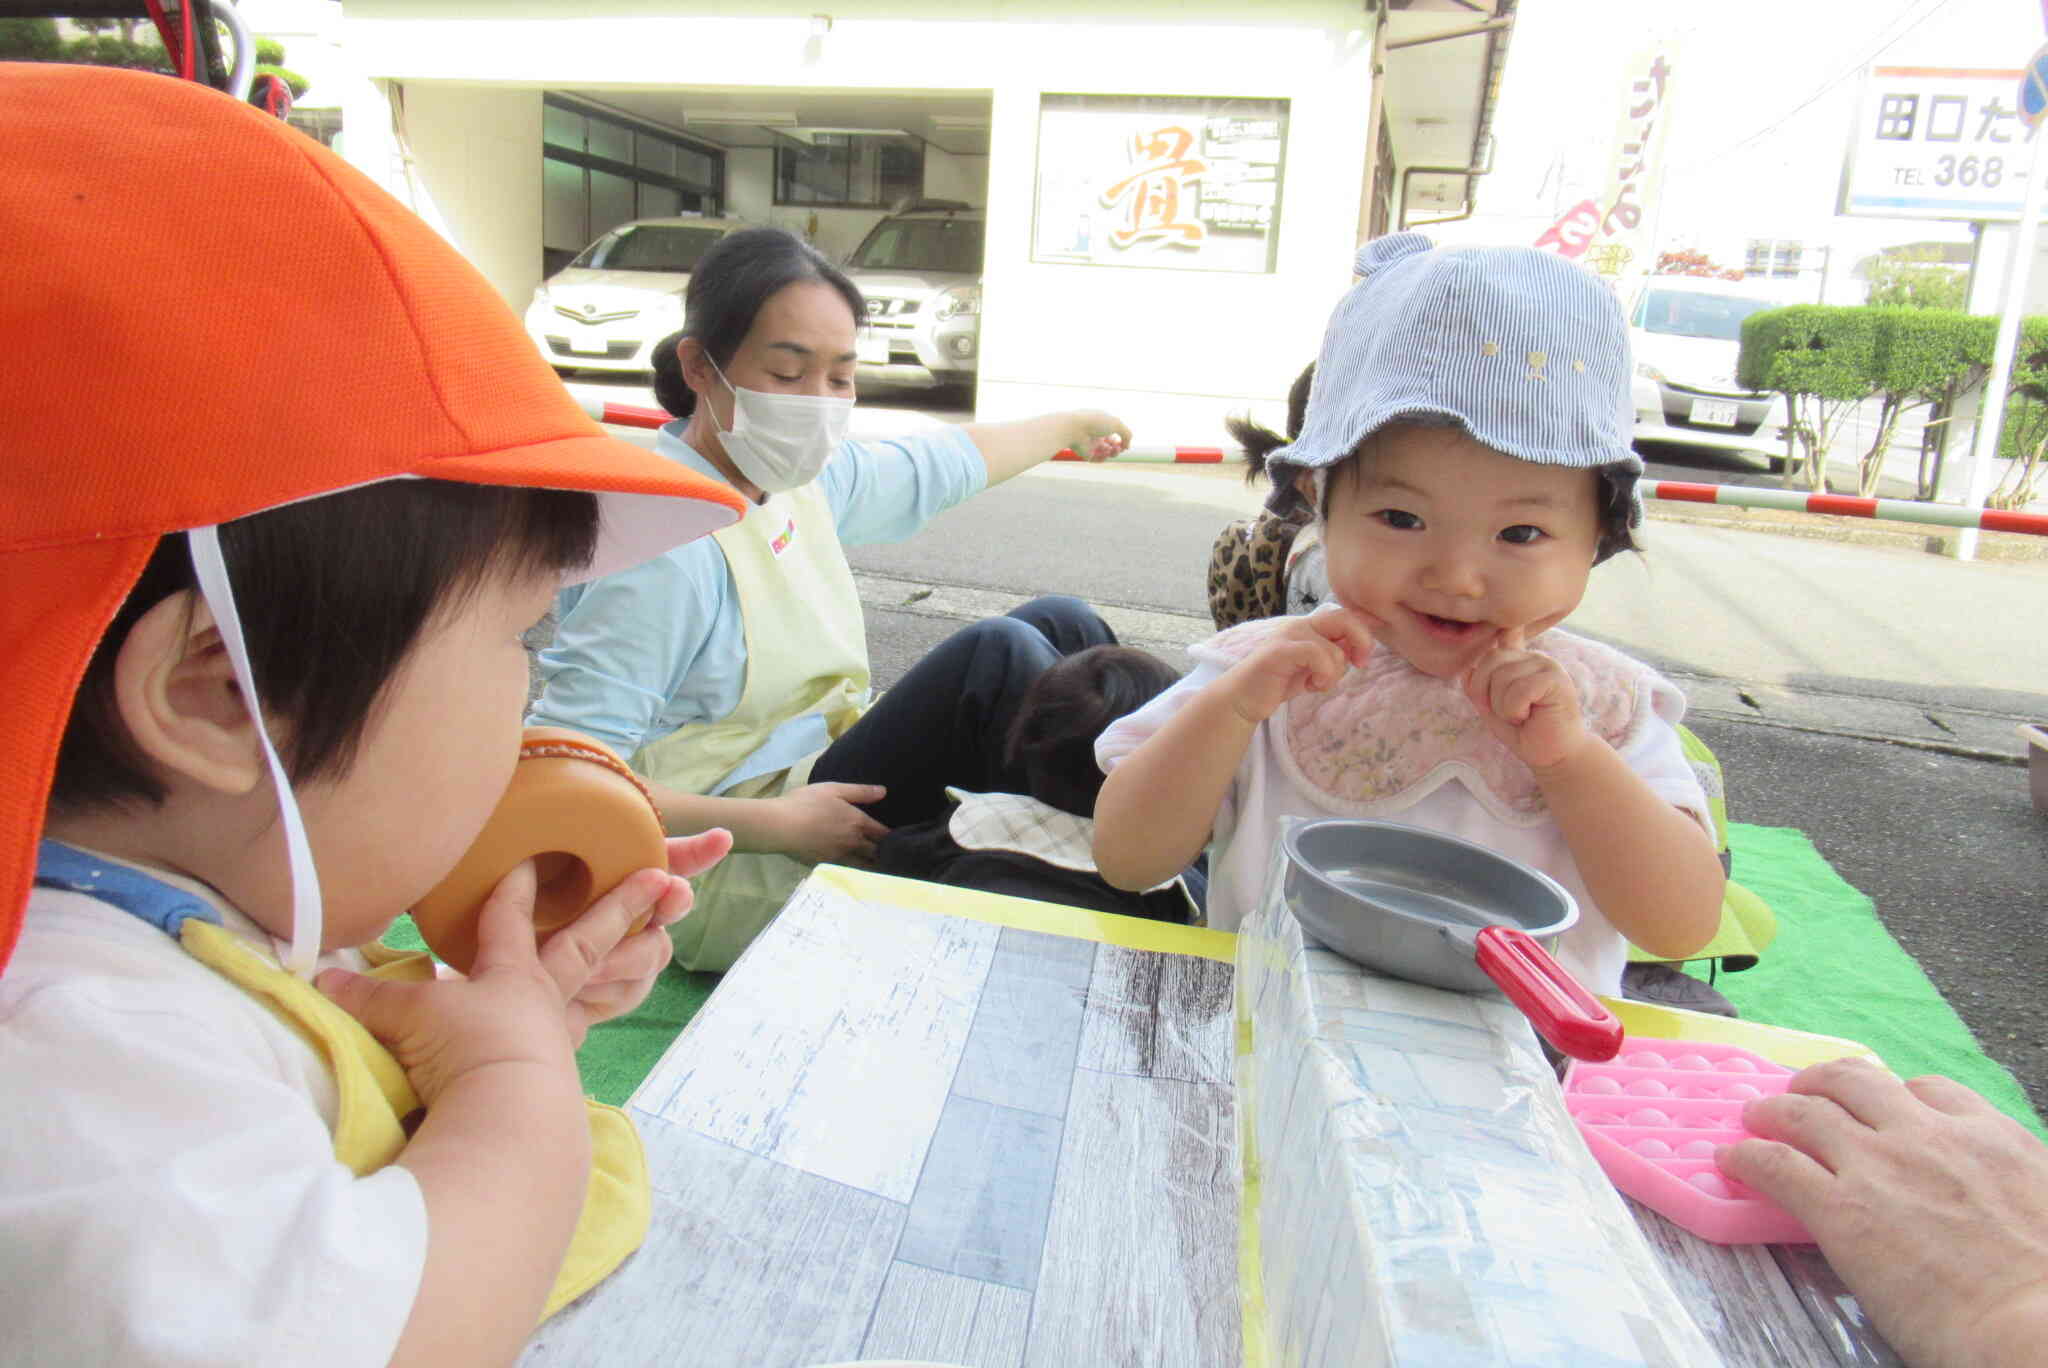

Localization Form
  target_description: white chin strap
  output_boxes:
[189,527,324,977]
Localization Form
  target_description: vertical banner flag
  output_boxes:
[1538,42,1676,287]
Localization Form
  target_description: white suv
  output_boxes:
[844,201,984,391]
[525,216,750,375]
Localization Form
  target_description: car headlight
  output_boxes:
[1635,361,1665,382]
[530,285,551,308]
[934,284,981,322]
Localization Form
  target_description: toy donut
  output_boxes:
[410,726,668,974]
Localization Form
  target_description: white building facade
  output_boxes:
[301,0,1506,437]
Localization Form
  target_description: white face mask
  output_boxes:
[709,361,853,493]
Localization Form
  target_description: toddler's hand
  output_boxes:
[1220,606,1374,725]
[317,858,667,1104]
[561,828,733,1043]
[1463,627,1590,772]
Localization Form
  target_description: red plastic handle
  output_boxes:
[1474,925,1624,1062]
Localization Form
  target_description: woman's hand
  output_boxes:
[1216,605,1374,725]
[1463,627,1591,773]
[765,782,891,865]
[559,829,733,1043]
[1719,1057,2048,1368]
[1065,410,1132,462]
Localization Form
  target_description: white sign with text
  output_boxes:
[1841,64,2037,221]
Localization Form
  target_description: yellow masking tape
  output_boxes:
[812,865,1237,963]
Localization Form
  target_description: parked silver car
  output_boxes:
[844,201,984,391]
[525,216,751,375]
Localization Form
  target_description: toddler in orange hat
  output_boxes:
[0,66,745,1364]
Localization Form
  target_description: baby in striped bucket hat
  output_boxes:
[1092,232,1725,1001]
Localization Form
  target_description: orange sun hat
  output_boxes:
[0,64,745,976]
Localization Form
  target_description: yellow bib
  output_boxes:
[178,921,649,1320]
[637,478,870,971]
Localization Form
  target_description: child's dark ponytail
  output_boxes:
[1226,361,1315,485]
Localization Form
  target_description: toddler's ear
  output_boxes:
[1293,467,1318,507]
[111,590,266,796]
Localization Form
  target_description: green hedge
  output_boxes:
[1738,305,1880,401]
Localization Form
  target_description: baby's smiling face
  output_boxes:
[1308,423,1602,679]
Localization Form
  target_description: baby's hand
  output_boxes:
[318,858,669,1104]
[1219,606,1374,725]
[1463,627,1590,772]
[561,828,733,1044]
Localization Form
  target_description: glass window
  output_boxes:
[590,169,635,239]
[573,224,732,272]
[638,184,683,220]
[543,103,585,153]
[775,133,924,208]
[849,216,984,273]
[1635,289,1779,341]
[635,135,675,178]
[542,97,727,256]
[588,119,631,164]
[543,156,587,251]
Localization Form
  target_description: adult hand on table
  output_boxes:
[763,782,891,866]
[1718,1056,2048,1368]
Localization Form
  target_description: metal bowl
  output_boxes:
[1281,818,1579,994]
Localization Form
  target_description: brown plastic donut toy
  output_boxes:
[409,726,668,974]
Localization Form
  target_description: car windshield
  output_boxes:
[850,218,984,274]
[571,224,728,272]
[1633,288,1780,341]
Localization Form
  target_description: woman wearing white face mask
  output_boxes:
[530,227,1133,971]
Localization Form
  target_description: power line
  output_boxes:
[1676,0,1957,171]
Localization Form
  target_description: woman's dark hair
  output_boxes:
[650,227,867,417]
[1005,646,1182,819]
[52,481,599,812]
[1226,361,1316,485]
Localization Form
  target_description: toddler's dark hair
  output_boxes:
[52,481,599,813]
[1226,361,1315,486]
[650,227,867,417]
[1005,646,1181,819]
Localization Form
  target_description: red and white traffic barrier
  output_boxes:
[1644,480,2048,539]
[1051,445,1236,464]
[579,395,671,430]
[576,396,2045,533]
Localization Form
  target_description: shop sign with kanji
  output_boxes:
[1032,94,1287,273]
[1840,65,2039,221]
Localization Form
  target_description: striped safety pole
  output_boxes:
[1052,445,1237,464]
[579,395,671,429]
[1645,480,2048,538]
[582,399,1239,464]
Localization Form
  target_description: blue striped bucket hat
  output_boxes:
[1267,232,1641,549]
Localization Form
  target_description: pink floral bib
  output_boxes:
[1190,618,1668,824]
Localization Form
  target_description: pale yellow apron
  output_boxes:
[180,921,650,1321]
[634,480,870,971]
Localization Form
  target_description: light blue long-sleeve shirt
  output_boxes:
[529,421,986,793]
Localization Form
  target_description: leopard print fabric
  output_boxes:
[1206,511,1304,630]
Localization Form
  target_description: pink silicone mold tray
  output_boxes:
[1562,1040,1815,1245]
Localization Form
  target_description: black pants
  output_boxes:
[808,595,1116,829]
